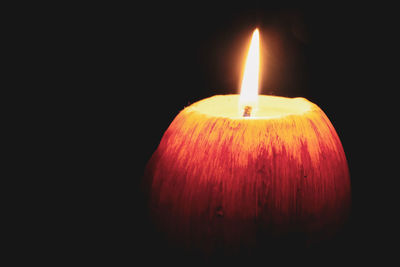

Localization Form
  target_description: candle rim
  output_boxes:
[186,94,314,120]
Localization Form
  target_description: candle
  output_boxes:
[145,29,351,256]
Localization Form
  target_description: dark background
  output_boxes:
[65,2,396,265]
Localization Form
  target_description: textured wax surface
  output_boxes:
[145,94,351,256]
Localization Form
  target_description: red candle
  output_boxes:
[145,28,351,256]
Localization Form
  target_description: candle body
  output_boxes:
[145,95,351,255]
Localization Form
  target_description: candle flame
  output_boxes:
[239,28,260,117]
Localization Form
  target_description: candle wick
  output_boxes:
[243,106,252,117]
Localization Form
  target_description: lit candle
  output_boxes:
[145,28,351,255]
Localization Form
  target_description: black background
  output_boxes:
[62,1,397,265]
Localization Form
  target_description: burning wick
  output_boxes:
[243,106,252,117]
[239,28,259,118]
